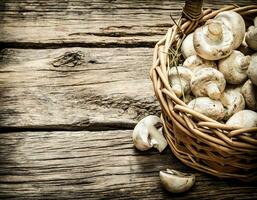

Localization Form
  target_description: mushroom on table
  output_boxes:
[159,169,195,193]
[132,115,167,152]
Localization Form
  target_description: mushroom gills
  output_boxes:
[132,115,167,152]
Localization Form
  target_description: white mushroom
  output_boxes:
[159,169,195,193]
[132,115,167,152]
[245,26,257,51]
[214,11,245,49]
[220,88,245,120]
[254,16,257,26]
[218,50,251,84]
[241,79,257,111]
[247,53,257,86]
[193,19,234,60]
[226,110,257,128]
[190,68,226,100]
[168,66,192,98]
[188,97,225,121]
[183,55,217,71]
[181,33,197,59]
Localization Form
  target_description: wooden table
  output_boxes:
[0,0,256,199]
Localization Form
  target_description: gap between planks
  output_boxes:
[0,42,157,49]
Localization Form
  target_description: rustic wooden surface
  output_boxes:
[0,48,159,129]
[0,0,257,199]
[1,131,257,200]
[0,0,256,47]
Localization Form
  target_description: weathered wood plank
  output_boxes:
[0,48,160,129]
[0,130,256,200]
[0,0,256,47]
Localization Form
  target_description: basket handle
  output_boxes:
[183,0,203,21]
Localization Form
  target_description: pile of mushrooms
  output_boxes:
[131,12,257,194]
[172,12,257,127]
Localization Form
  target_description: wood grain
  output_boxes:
[1,0,257,199]
[0,48,160,129]
[0,0,256,48]
[0,130,256,200]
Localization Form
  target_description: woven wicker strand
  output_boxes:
[150,2,257,182]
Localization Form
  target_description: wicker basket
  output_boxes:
[150,0,257,182]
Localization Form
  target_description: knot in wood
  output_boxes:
[52,51,84,67]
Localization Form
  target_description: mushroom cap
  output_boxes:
[247,53,257,86]
[193,20,234,60]
[226,110,257,128]
[241,79,257,111]
[169,66,192,97]
[214,11,245,49]
[190,68,226,100]
[132,115,161,151]
[245,26,257,51]
[159,169,195,193]
[181,33,197,59]
[218,50,250,84]
[254,16,257,26]
[169,66,192,81]
[220,88,245,120]
[183,55,217,71]
[188,97,225,121]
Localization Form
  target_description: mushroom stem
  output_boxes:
[148,125,167,153]
[207,83,221,100]
[207,21,223,41]
[132,116,167,152]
